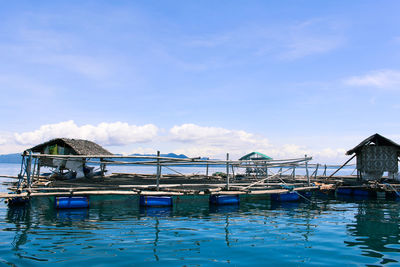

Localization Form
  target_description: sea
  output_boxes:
[0,163,399,266]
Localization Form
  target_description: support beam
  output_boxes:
[329,154,356,178]
[314,164,319,179]
[305,155,310,186]
[156,151,161,191]
[226,153,230,190]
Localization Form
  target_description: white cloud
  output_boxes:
[169,124,349,163]
[170,124,271,158]
[14,120,158,146]
[0,137,7,145]
[344,69,400,89]
[0,132,26,154]
[1,122,350,163]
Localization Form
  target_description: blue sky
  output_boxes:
[1,0,400,163]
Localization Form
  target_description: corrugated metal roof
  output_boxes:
[239,152,272,161]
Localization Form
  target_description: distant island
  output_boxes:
[0,153,190,164]
[0,153,21,164]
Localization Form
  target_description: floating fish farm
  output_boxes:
[1,133,400,210]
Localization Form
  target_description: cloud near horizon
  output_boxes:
[168,124,347,162]
[0,121,348,163]
[14,120,158,146]
[169,123,272,158]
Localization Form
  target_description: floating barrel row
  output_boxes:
[336,188,375,197]
[271,192,300,202]
[52,191,309,210]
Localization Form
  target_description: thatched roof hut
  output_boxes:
[27,138,113,156]
[346,133,400,180]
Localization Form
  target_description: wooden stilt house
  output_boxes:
[26,138,113,178]
[239,152,272,176]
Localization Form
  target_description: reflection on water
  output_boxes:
[6,205,31,251]
[345,200,400,265]
[1,196,400,266]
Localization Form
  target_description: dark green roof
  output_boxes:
[239,152,272,161]
[346,133,400,155]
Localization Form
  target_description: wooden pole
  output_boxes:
[305,155,310,186]
[26,151,32,188]
[100,158,105,177]
[243,168,292,190]
[206,162,209,177]
[314,164,319,179]
[163,166,185,176]
[226,153,230,190]
[36,162,41,178]
[323,164,327,176]
[329,154,356,178]
[156,151,161,191]
[32,158,37,182]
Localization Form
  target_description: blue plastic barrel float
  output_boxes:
[271,192,299,202]
[353,189,370,196]
[209,195,239,205]
[336,188,353,195]
[139,196,173,207]
[55,196,89,209]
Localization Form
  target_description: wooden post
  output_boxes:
[226,153,230,190]
[36,164,41,178]
[256,163,258,180]
[279,167,282,178]
[156,151,161,191]
[305,155,310,186]
[329,154,356,178]
[26,151,32,188]
[314,164,319,179]
[32,158,37,179]
[100,158,105,177]
[206,162,209,177]
[292,166,296,178]
[231,165,235,180]
[323,164,327,176]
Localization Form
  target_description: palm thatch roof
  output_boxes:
[27,138,113,156]
[346,133,400,155]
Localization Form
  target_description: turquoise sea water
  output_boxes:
[0,164,400,266]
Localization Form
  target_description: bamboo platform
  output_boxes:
[3,151,400,203]
[0,172,321,199]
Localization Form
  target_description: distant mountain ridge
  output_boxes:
[0,153,22,164]
[130,153,188,158]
